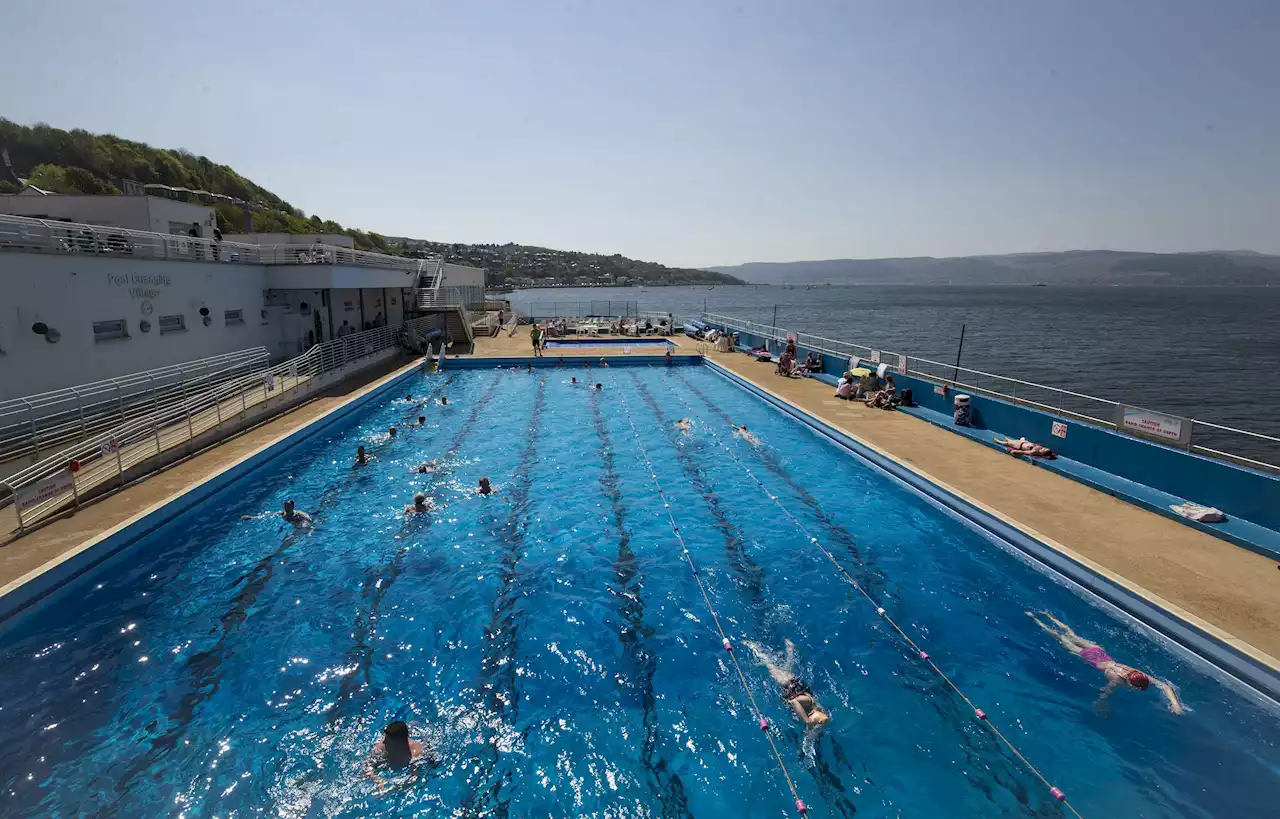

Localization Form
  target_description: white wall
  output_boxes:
[0,195,150,229]
[440,262,486,289]
[145,198,216,237]
[223,233,355,247]
[360,289,385,329]
[330,287,363,336]
[0,195,214,237]
[0,253,272,399]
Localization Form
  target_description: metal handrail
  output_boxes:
[0,348,269,464]
[1,318,434,529]
[702,311,1280,471]
[0,213,431,271]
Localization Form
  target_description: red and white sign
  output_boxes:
[1118,406,1187,444]
[1051,421,1067,439]
[933,385,946,395]
[100,437,119,457]
[896,354,907,374]
[15,469,75,514]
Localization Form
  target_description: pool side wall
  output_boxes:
[717,328,1280,534]
[702,358,1280,701]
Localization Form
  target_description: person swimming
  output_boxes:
[570,376,578,384]
[281,499,312,529]
[439,395,448,406]
[355,445,370,466]
[388,426,398,438]
[403,492,433,516]
[404,394,412,402]
[593,383,603,391]
[365,720,432,793]
[1027,611,1184,714]
[416,459,438,474]
[599,359,609,367]
[994,435,1056,459]
[527,363,534,373]
[675,418,693,435]
[477,476,493,496]
[732,424,761,446]
[745,640,831,729]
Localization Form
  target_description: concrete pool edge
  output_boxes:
[0,359,426,625]
[703,359,1280,702]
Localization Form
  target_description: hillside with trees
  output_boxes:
[0,119,740,285]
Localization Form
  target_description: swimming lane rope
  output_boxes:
[606,369,812,816]
[663,372,1083,818]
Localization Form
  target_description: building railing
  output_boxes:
[411,286,486,312]
[0,213,429,272]
[516,300,641,321]
[702,312,1280,473]
[0,317,434,530]
[0,348,270,466]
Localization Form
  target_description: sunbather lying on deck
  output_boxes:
[993,435,1056,459]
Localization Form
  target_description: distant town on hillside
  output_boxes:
[0,118,741,288]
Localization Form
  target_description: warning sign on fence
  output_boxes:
[15,469,75,514]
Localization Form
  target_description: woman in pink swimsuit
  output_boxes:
[1027,611,1185,714]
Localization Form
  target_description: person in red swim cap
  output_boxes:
[1027,611,1184,714]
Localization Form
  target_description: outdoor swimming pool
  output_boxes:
[543,337,674,348]
[0,364,1276,818]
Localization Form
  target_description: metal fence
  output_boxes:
[0,213,429,271]
[0,348,270,467]
[702,312,1280,473]
[517,301,640,320]
[1,317,434,530]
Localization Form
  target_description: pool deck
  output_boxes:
[2,330,1277,674]
[467,332,1280,667]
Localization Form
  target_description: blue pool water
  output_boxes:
[544,338,674,348]
[0,365,1276,818]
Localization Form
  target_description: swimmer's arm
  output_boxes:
[1093,678,1122,713]
[787,697,810,722]
[364,744,387,788]
[1153,679,1185,714]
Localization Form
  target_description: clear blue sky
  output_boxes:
[4,1,1279,267]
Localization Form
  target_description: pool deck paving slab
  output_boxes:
[468,333,1280,667]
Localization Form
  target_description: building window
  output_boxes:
[224,309,244,326]
[93,319,129,342]
[159,314,186,334]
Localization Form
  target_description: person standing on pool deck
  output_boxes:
[530,324,543,357]
[1027,611,1185,714]
[745,639,831,729]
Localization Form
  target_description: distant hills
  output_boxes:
[708,251,1280,286]
[0,118,740,287]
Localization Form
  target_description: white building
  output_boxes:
[0,212,443,400]
[0,194,216,237]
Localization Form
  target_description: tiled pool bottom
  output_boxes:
[0,366,1275,818]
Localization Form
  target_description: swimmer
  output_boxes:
[365,720,431,793]
[1027,611,1185,714]
[477,476,493,496]
[664,349,673,365]
[583,361,590,369]
[417,415,427,426]
[732,424,762,446]
[388,426,398,438]
[593,383,603,391]
[439,395,448,406]
[675,418,693,435]
[993,435,1056,459]
[355,445,370,466]
[745,639,831,729]
[403,492,433,516]
[527,363,534,373]
[570,376,578,384]
[600,359,609,367]
[415,459,438,474]
[404,394,412,402]
[281,499,312,529]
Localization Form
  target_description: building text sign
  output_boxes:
[1116,406,1190,445]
